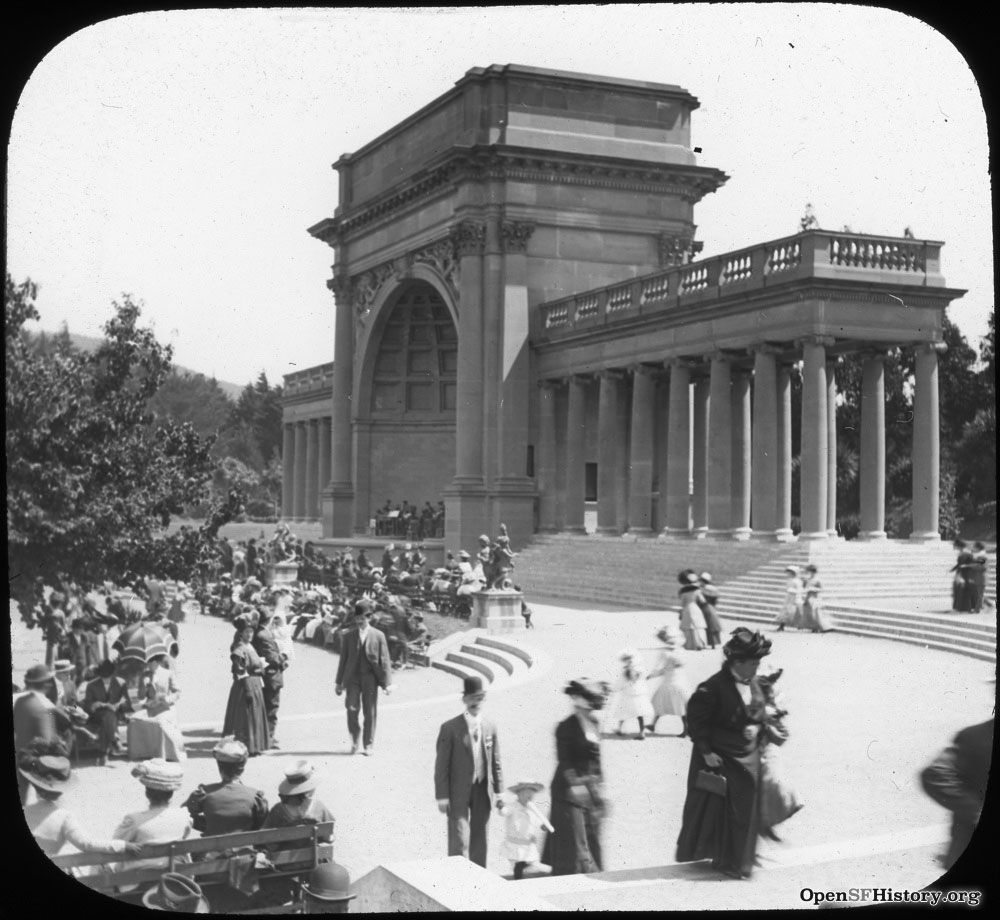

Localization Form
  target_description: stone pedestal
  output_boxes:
[473,591,525,634]
[264,561,300,587]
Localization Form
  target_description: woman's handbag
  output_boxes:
[695,769,727,796]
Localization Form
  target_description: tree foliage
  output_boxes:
[6,275,243,622]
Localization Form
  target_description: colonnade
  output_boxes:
[281,417,332,521]
[535,339,943,541]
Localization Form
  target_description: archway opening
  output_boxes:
[357,281,457,532]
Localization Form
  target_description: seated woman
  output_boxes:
[262,760,334,845]
[140,653,186,762]
[19,739,142,858]
[113,759,193,891]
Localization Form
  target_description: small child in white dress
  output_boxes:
[610,649,655,739]
[500,781,553,880]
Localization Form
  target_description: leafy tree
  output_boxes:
[6,275,243,624]
[227,371,284,465]
[148,370,234,439]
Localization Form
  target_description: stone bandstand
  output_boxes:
[284,64,965,552]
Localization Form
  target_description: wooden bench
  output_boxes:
[50,822,335,905]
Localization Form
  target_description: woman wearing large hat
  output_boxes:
[112,759,193,890]
[19,739,142,857]
[541,678,610,876]
[676,628,773,879]
[678,572,709,650]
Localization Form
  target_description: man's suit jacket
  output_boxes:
[82,676,133,718]
[13,691,55,751]
[252,627,285,688]
[686,667,766,760]
[434,714,503,809]
[335,627,391,689]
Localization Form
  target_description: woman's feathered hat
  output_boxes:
[722,627,772,661]
[564,677,610,707]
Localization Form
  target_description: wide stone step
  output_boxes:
[432,658,485,683]
[446,651,495,683]
[825,624,996,662]
[474,635,535,667]
[828,614,997,649]
[460,643,514,675]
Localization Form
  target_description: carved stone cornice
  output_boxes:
[658,231,704,268]
[451,219,487,256]
[500,220,536,254]
[320,149,728,240]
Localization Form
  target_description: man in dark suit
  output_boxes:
[252,610,287,749]
[335,600,393,756]
[434,676,504,867]
[921,717,994,869]
[13,663,57,801]
[82,658,133,765]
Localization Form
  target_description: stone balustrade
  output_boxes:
[537,229,943,341]
[283,362,335,397]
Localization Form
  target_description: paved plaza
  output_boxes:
[11,596,994,909]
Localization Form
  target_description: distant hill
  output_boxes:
[34,329,245,400]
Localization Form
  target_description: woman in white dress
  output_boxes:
[609,650,654,738]
[776,566,804,631]
[647,626,691,736]
[143,653,186,762]
[801,565,831,633]
[678,573,709,650]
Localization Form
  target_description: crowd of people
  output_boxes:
[373,499,445,540]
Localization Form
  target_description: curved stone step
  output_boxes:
[461,643,515,675]
[475,635,534,667]
[446,651,495,683]
[432,658,486,683]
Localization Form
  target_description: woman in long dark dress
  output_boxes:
[675,628,772,879]
[950,541,974,612]
[697,573,724,649]
[222,615,270,756]
[542,678,610,876]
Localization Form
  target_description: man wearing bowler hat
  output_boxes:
[434,675,504,867]
[335,599,393,755]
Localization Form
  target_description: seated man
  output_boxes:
[82,659,132,765]
[456,551,484,597]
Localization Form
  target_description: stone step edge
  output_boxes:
[431,659,483,683]
[825,625,996,662]
[828,616,997,649]
[475,635,534,667]
[825,606,997,636]
[446,651,495,683]
[460,643,515,675]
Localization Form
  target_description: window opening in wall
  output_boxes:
[585,462,598,501]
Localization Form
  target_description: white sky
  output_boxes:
[7,5,992,387]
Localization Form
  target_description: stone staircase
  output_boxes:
[512,535,996,663]
[423,628,537,687]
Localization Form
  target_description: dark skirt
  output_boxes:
[542,798,603,876]
[223,675,270,754]
[701,604,723,645]
[952,578,973,612]
[676,745,762,877]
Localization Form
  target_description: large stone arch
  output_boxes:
[352,274,458,532]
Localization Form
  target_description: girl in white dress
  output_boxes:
[776,566,804,631]
[143,654,186,762]
[500,781,553,880]
[801,565,831,633]
[647,626,691,736]
[609,650,654,738]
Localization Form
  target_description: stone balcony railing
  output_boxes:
[283,361,335,397]
[534,229,945,343]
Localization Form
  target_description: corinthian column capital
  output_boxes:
[798,334,837,349]
[500,220,536,253]
[451,219,487,256]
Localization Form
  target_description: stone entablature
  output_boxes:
[283,362,334,402]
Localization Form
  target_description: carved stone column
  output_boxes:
[626,366,656,535]
[826,359,839,538]
[775,364,794,541]
[751,345,779,537]
[536,380,559,533]
[730,368,752,540]
[910,342,944,541]
[444,219,488,552]
[494,218,537,542]
[597,369,624,535]
[564,375,589,534]
[707,353,733,536]
[318,416,332,512]
[305,419,319,521]
[858,351,887,540]
[691,372,710,538]
[323,273,355,537]
[293,422,307,521]
[799,337,832,540]
[281,424,295,520]
[663,361,691,535]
